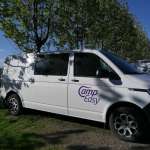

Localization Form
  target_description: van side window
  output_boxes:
[74,53,119,79]
[35,53,69,76]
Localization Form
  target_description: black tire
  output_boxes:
[109,107,146,142]
[6,94,23,116]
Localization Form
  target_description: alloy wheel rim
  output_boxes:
[114,113,138,138]
[8,97,18,113]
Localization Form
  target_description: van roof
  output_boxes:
[37,49,101,55]
[6,49,103,59]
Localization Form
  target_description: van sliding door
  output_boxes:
[21,53,69,115]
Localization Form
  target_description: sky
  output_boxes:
[127,0,150,38]
[0,31,19,67]
[0,1,150,67]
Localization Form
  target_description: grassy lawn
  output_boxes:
[0,103,150,150]
[0,105,108,150]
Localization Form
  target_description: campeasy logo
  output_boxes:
[78,86,100,105]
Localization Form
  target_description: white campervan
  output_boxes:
[1,49,150,141]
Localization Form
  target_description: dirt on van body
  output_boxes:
[0,105,150,150]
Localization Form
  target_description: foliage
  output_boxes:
[0,0,150,60]
[0,0,59,52]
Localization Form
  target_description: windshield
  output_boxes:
[101,50,142,74]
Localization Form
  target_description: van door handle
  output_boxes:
[71,79,79,82]
[58,78,65,81]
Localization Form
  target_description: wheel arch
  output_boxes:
[5,90,23,105]
[105,101,146,126]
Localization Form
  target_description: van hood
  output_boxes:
[123,73,150,89]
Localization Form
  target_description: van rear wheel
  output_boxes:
[109,107,146,142]
[7,94,22,116]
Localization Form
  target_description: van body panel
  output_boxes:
[1,49,150,124]
[21,76,68,115]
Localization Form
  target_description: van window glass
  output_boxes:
[35,53,69,76]
[101,50,142,74]
[74,53,119,79]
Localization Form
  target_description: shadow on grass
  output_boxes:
[0,133,45,150]
[67,145,111,150]
[23,108,106,129]
[0,129,86,150]
[32,129,86,145]
[130,146,150,150]
[2,105,150,146]
[22,109,150,145]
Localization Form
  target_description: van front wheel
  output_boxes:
[109,107,146,142]
[7,94,22,116]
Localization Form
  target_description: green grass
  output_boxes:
[0,105,107,150]
[0,105,148,150]
[0,109,44,150]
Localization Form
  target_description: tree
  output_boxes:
[0,0,150,60]
[56,0,89,49]
[57,0,150,59]
[0,0,59,52]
